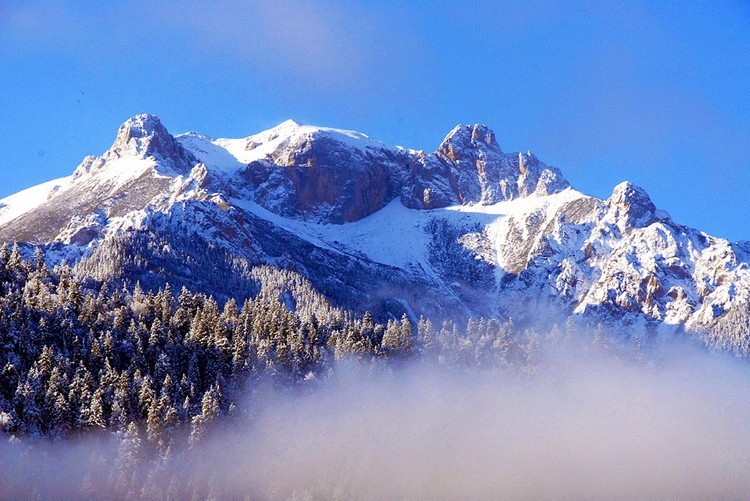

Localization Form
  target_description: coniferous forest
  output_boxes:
[0,242,559,438]
[0,244,577,497]
[2,243,750,499]
[5,240,750,497]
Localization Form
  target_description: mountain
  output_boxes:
[1,114,749,337]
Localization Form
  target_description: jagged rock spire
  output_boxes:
[606,181,658,231]
[438,124,501,161]
[111,114,190,162]
[73,114,198,179]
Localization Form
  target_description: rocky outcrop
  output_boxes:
[435,124,569,204]
[111,114,196,168]
[233,121,569,223]
[74,114,196,179]
[605,181,661,233]
[2,115,194,246]
[240,133,408,223]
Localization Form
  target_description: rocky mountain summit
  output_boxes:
[191,119,568,223]
[1,114,748,341]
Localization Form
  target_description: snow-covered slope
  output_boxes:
[216,119,391,164]
[0,176,73,226]
[1,114,748,338]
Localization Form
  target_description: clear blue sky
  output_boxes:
[1,1,749,240]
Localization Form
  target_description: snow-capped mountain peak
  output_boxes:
[439,123,501,157]
[434,123,569,205]
[2,115,749,342]
[72,114,196,181]
[605,181,660,232]
[246,119,389,154]
[108,114,196,169]
[111,113,170,155]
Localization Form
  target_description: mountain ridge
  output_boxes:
[1,114,748,344]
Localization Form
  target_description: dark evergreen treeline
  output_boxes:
[0,244,702,499]
[0,244,550,445]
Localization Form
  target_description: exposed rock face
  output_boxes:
[112,114,196,167]
[73,114,196,179]
[605,181,660,232]
[1,115,191,245]
[397,152,456,211]
[436,124,569,204]
[234,121,569,223]
[241,133,408,223]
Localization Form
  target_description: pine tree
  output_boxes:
[417,316,436,353]
[189,385,220,446]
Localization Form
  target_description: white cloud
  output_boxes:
[143,0,412,90]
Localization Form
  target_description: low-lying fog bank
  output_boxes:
[3,337,750,499]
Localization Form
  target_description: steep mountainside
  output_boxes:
[1,114,748,334]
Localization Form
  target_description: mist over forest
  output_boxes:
[3,338,750,499]
[1,246,750,498]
